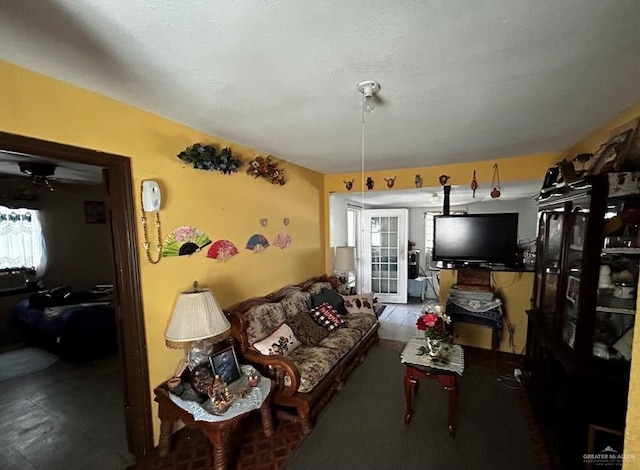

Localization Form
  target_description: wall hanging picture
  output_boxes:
[344,179,354,191]
[177,144,243,174]
[283,217,290,226]
[273,233,292,249]
[207,239,239,262]
[366,177,374,190]
[246,234,269,253]
[384,176,396,188]
[415,174,423,188]
[246,156,286,185]
[162,226,212,257]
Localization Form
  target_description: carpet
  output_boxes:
[282,345,541,470]
[0,347,59,381]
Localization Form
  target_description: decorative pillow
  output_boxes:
[286,313,329,346]
[308,303,345,332]
[341,292,376,315]
[251,323,301,356]
[310,288,348,315]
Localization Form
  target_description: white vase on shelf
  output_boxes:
[426,337,442,357]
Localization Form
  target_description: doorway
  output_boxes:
[0,131,152,460]
[362,208,408,303]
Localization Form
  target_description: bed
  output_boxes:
[13,286,118,360]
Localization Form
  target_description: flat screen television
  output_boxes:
[432,213,519,267]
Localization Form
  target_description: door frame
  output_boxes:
[0,131,152,460]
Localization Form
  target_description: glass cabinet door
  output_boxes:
[560,198,590,349]
[534,208,566,328]
[594,198,638,361]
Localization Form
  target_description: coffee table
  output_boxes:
[401,339,464,436]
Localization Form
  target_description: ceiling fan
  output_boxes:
[18,161,57,191]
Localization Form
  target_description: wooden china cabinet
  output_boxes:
[526,172,639,469]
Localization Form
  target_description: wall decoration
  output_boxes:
[344,179,354,191]
[490,164,501,198]
[384,176,396,188]
[366,177,374,190]
[246,234,269,253]
[177,144,243,174]
[246,156,286,185]
[273,233,292,249]
[84,201,106,224]
[283,217,290,226]
[439,175,450,186]
[471,170,478,198]
[591,128,634,175]
[162,226,212,257]
[259,218,268,227]
[207,239,239,262]
[415,174,423,188]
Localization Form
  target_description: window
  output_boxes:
[0,206,47,272]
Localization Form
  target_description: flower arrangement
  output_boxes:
[416,304,452,356]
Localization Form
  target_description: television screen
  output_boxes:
[432,213,519,266]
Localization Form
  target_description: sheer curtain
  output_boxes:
[0,206,47,274]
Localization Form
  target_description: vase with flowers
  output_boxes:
[416,304,452,357]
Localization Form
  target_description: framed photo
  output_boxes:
[566,275,580,305]
[210,346,241,385]
[189,360,215,398]
[84,201,107,224]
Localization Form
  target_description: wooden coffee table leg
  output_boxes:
[404,370,418,424]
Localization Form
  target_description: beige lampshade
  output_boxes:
[165,287,231,349]
[334,246,356,272]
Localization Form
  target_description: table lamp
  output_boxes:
[165,281,231,350]
[334,246,356,294]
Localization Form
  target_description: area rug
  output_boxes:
[0,347,59,381]
[281,345,541,470]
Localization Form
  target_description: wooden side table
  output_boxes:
[154,378,274,470]
[403,363,459,436]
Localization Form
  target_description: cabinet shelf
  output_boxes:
[601,248,640,254]
[595,306,636,315]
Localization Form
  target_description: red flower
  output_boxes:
[416,316,427,331]
[424,313,438,327]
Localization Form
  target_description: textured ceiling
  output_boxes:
[1,1,640,174]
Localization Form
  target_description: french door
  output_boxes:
[362,209,408,303]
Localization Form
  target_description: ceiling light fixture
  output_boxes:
[357,80,381,114]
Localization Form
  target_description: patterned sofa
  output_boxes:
[228,275,379,434]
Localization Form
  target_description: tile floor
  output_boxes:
[377,297,437,342]
[0,351,134,470]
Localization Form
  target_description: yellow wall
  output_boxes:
[439,269,533,354]
[0,60,325,443]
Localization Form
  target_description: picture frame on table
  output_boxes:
[210,346,241,385]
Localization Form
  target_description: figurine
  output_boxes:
[415,174,423,188]
[208,375,235,414]
[384,176,396,188]
[344,179,354,191]
[248,371,260,387]
[366,177,374,190]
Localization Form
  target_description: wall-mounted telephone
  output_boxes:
[140,180,163,264]
[142,180,162,212]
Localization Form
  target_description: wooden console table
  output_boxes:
[154,377,274,470]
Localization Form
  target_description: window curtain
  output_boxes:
[0,206,47,274]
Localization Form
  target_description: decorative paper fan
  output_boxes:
[162,226,212,257]
[207,239,239,262]
[273,233,292,249]
[246,233,269,253]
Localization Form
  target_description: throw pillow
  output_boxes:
[286,313,329,346]
[341,292,376,315]
[251,323,301,356]
[308,302,345,332]
[310,288,348,315]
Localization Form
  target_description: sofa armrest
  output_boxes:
[243,350,301,397]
